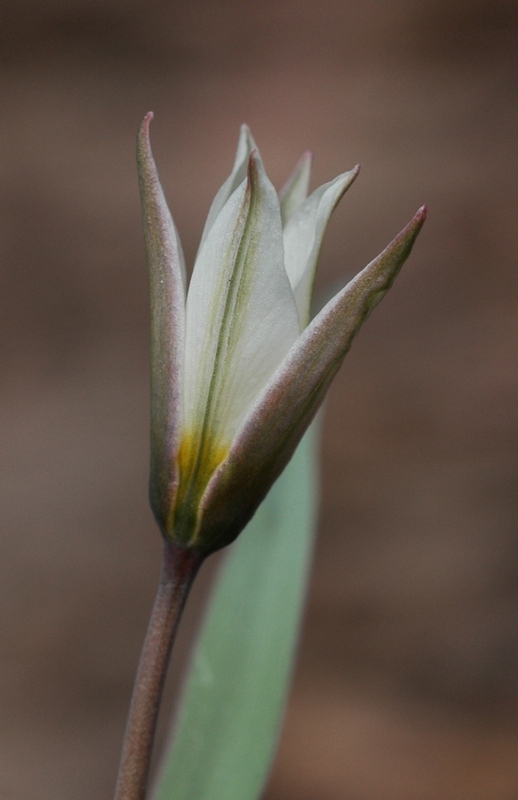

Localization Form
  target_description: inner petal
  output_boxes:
[177,153,300,527]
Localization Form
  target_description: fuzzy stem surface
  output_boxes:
[114,541,203,800]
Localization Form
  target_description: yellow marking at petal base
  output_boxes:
[172,430,230,547]
[177,430,229,486]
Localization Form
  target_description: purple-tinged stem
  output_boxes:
[114,541,203,800]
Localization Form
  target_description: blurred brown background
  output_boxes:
[1,0,518,798]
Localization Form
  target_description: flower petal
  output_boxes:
[194,206,427,553]
[278,151,312,226]
[174,152,301,546]
[184,151,301,447]
[199,124,257,249]
[137,113,187,530]
[283,165,360,327]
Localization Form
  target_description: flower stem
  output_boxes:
[114,540,204,800]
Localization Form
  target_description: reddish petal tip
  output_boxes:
[141,112,154,134]
[138,114,155,158]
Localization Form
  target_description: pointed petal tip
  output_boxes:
[336,164,360,189]
[342,163,361,187]
[408,204,428,231]
[239,124,256,149]
[140,112,154,136]
[383,204,427,261]
[138,113,155,156]
[289,149,313,174]
[331,163,361,199]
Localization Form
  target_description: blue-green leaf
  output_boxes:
[152,424,319,800]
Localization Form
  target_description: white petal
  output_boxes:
[198,125,257,249]
[283,165,360,327]
[278,151,312,226]
[194,206,427,552]
[183,151,300,451]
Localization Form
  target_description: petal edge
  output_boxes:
[193,206,427,552]
[137,113,187,531]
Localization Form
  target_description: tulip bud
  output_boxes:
[137,114,426,555]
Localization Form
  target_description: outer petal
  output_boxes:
[198,125,257,249]
[278,151,312,226]
[174,152,301,545]
[283,165,360,327]
[193,206,427,553]
[137,113,187,531]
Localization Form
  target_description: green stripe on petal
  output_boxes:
[176,152,301,548]
[199,125,257,249]
[137,113,187,535]
[193,206,427,553]
[283,165,360,327]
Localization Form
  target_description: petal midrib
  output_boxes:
[174,172,260,538]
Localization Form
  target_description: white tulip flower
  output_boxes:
[137,114,426,554]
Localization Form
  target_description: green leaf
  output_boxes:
[152,424,319,800]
